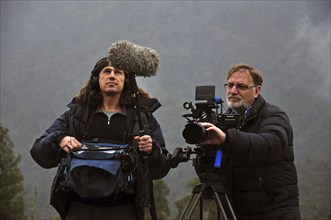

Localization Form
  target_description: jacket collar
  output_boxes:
[226,95,266,128]
[66,96,162,123]
[245,95,265,120]
[95,106,127,116]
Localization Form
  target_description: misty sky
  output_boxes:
[0,1,330,219]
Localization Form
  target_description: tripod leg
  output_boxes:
[213,191,228,220]
[180,193,197,220]
[200,197,203,220]
[187,190,204,219]
[224,194,237,220]
[179,183,237,220]
[213,192,237,220]
[215,200,223,220]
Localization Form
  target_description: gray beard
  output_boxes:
[227,100,246,116]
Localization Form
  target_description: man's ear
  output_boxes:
[254,86,261,98]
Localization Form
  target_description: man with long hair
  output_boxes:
[31,55,170,220]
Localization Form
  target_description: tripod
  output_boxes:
[179,180,237,220]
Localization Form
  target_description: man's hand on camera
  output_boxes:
[199,122,226,145]
[134,135,153,154]
[59,136,81,153]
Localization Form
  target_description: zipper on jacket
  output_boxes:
[239,105,252,129]
[259,177,277,204]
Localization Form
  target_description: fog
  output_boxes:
[1,1,330,219]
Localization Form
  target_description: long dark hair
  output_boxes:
[75,57,131,109]
[75,74,132,109]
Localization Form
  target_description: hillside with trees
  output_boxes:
[0,123,26,220]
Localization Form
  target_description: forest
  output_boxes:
[1,1,330,219]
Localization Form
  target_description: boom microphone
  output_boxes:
[107,40,160,77]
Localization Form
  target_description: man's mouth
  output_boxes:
[228,96,241,102]
[106,82,117,86]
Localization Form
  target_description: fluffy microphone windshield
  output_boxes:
[107,40,160,77]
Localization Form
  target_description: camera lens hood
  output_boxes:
[182,122,208,145]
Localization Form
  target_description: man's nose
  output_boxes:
[108,70,116,77]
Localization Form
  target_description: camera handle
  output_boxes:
[214,149,223,168]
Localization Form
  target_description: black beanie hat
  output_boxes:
[91,57,110,76]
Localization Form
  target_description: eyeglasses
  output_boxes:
[224,83,256,91]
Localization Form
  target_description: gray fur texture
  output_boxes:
[107,40,160,77]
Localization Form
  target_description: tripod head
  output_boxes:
[172,146,237,220]
[167,145,231,191]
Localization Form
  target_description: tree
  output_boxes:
[0,123,26,220]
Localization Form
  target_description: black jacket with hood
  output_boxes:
[222,95,300,220]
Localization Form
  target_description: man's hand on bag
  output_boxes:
[59,136,81,153]
[134,135,153,154]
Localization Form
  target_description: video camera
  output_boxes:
[168,85,240,169]
[182,85,239,145]
[167,85,240,219]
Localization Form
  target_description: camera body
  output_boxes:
[167,85,239,172]
[168,86,238,219]
[182,85,239,145]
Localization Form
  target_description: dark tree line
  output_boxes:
[0,123,26,220]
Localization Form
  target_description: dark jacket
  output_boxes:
[224,95,300,220]
[30,96,170,219]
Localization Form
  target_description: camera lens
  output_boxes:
[182,122,208,144]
